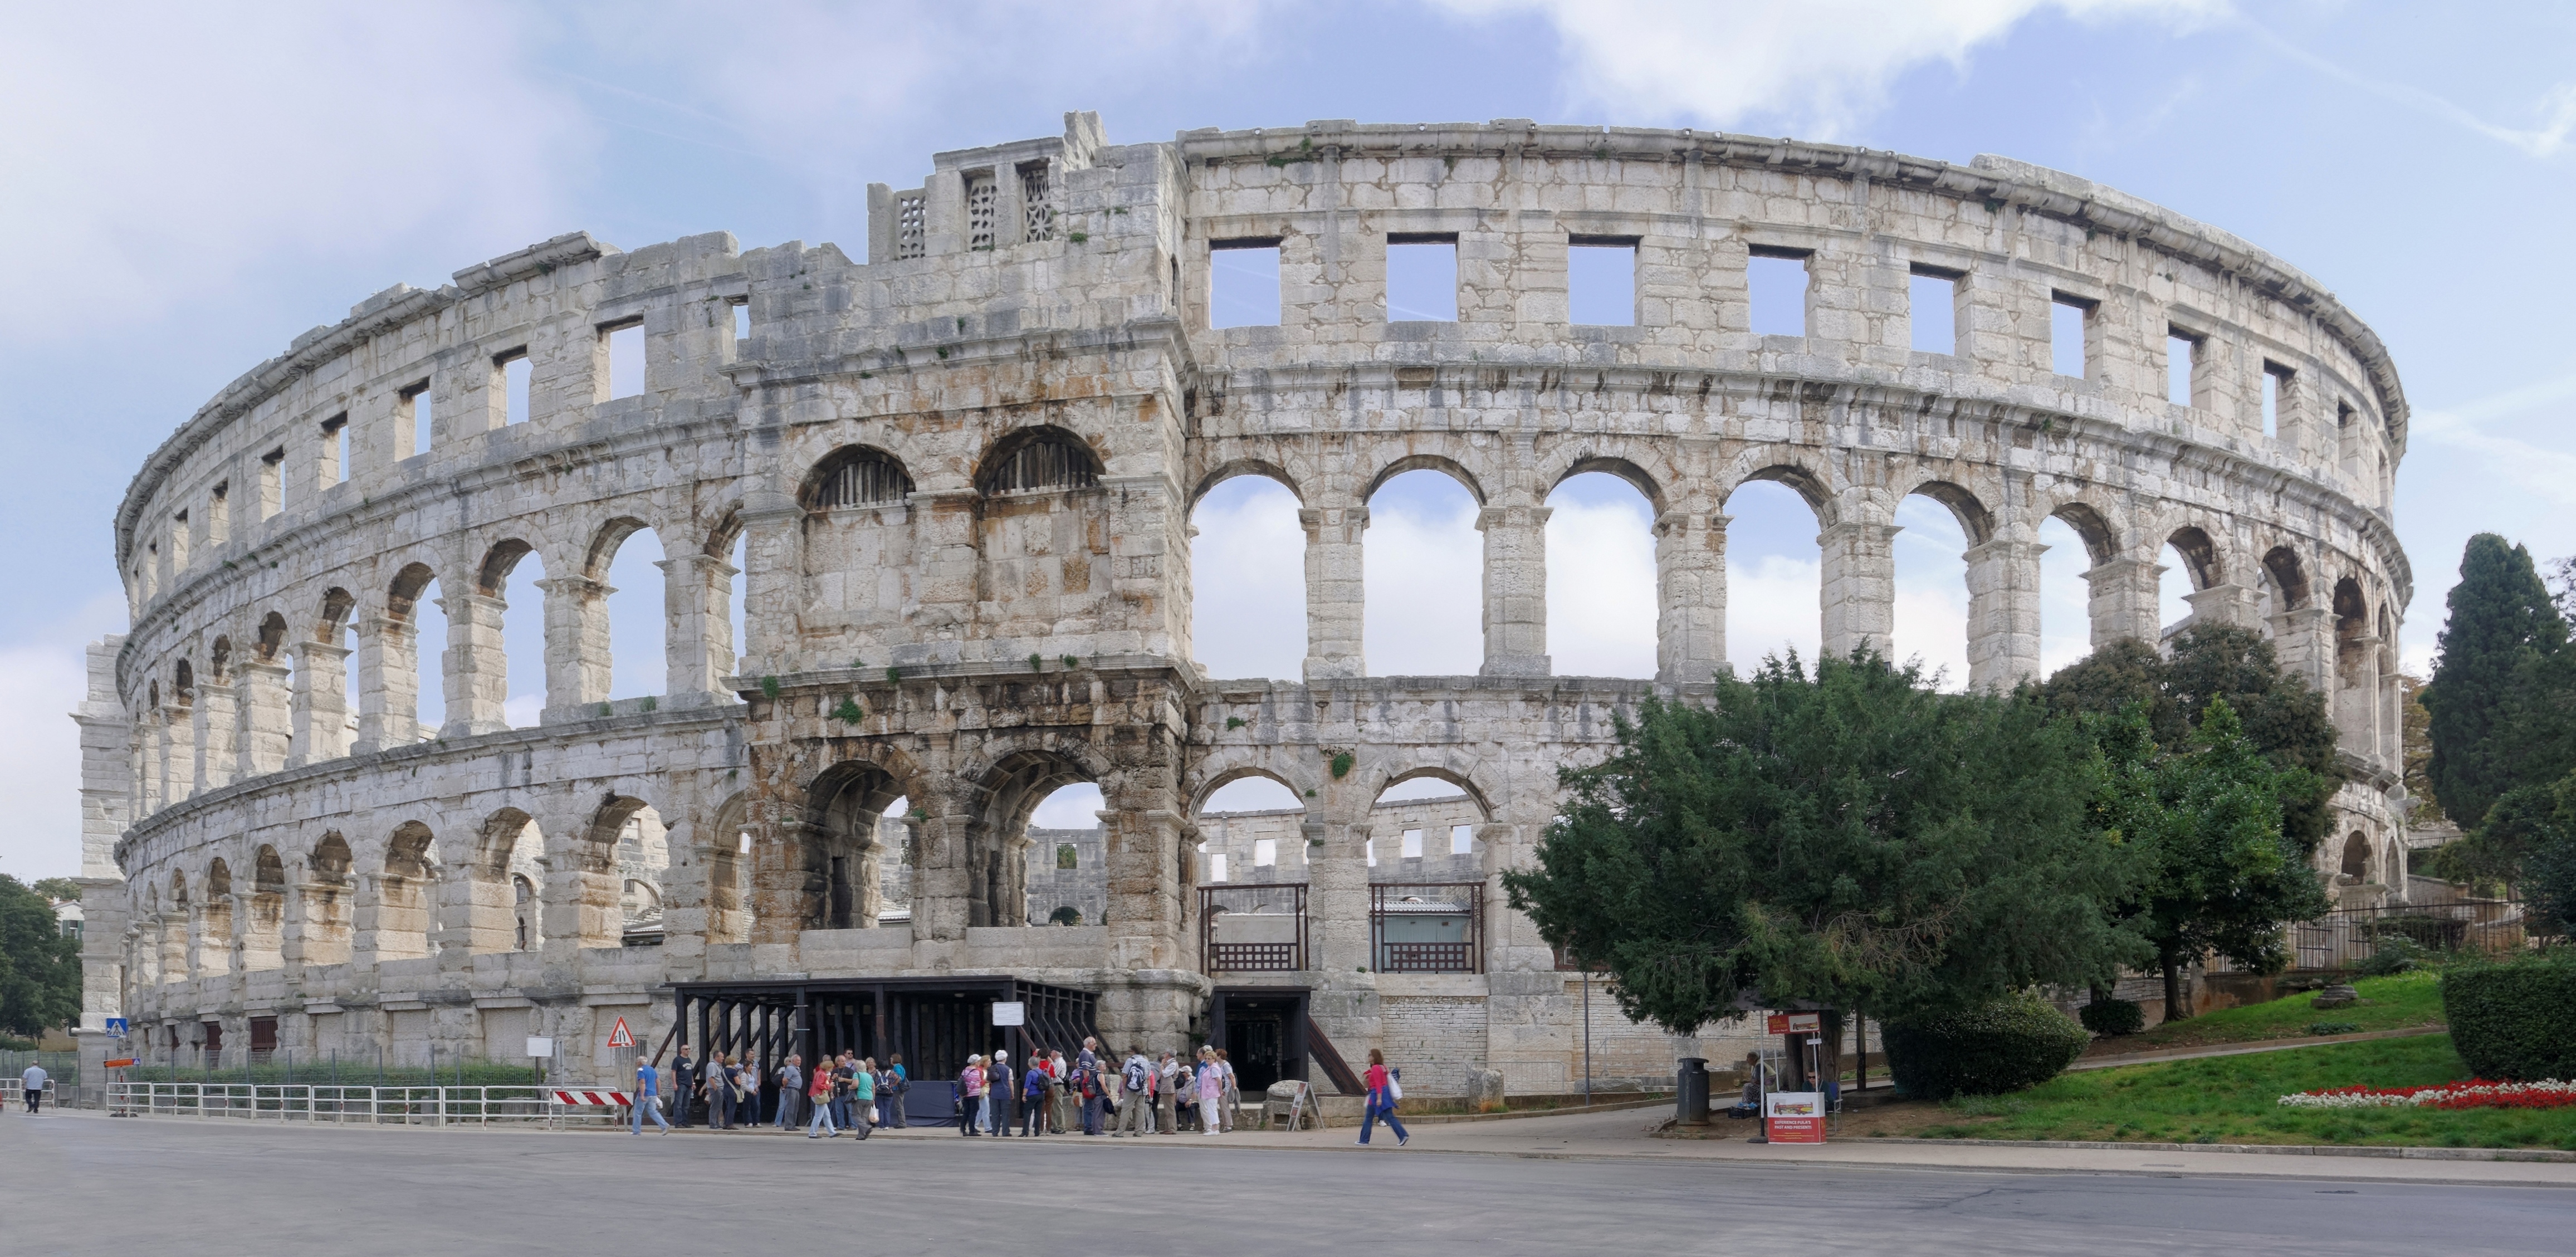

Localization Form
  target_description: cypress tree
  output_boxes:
[2424,535,2567,827]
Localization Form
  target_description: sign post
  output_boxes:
[1763,1091,1826,1143]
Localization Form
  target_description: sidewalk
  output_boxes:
[2070,1026,2450,1072]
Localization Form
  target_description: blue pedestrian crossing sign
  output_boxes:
[105,1018,129,1038]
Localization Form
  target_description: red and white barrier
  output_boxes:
[551,1089,633,1107]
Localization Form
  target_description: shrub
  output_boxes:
[2079,996,2144,1037]
[2307,1021,2362,1036]
[2442,948,2576,1081]
[2354,935,2431,977]
[1883,992,2092,1099]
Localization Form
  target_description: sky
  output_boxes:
[7,0,2575,874]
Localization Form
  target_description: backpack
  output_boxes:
[1123,1060,1149,1093]
[1387,1070,1403,1103]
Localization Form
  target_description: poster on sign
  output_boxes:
[1764,1012,1822,1035]
[1763,1091,1826,1143]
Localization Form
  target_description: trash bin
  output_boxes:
[1675,1057,1709,1126]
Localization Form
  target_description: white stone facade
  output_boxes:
[77,114,2411,1091]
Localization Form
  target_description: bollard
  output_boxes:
[1675,1057,1710,1126]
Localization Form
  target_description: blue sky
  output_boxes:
[7,1,2574,877]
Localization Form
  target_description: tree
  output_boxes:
[1502,650,2148,1050]
[2103,699,2332,1017]
[2424,534,2567,828]
[2518,773,2576,937]
[2041,623,2340,849]
[32,877,81,903]
[0,874,81,1038]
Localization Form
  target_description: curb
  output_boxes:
[1855,1134,2576,1163]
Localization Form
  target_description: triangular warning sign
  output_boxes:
[606,1016,635,1049]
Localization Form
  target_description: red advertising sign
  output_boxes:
[1764,1012,1822,1035]
[1763,1091,1826,1143]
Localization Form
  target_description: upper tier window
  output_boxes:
[807,449,914,510]
[981,432,1099,495]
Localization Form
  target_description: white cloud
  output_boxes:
[1430,0,2224,136]
[1189,478,1306,681]
[1365,477,1486,676]
[0,4,593,338]
[1544,493,1658,678]
[0,594,129,882]
[1726,552,1821,674]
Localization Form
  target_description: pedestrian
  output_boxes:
[1155,1051,1181,1135]
[959,1055,986,1136]
[1194,1047,1223,1135]
[830,1053,856,1132]
[1112,1046,1152,1136]
[805,1059,838,1138]
[739,1055,764,1129]
[1050,1051,1079,1134]
[631,1055,671,1134]
[1357,1048,1408,1147]
[668,1045,697,1128]
[21,1061,48,1114]
[849,1057,876,1140]
[884,1053,908,1129]
[710,1053,731,1129]
[989,1049,1015,1136]
[1216,1048,1240,1133]
[1077,1038,1105,1135]
[1021,1052,1051,1135]
[777,1055,804,1132]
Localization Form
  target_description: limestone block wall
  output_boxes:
[84,112,2413,1085]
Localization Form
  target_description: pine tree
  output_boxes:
[2424,535,2568,827]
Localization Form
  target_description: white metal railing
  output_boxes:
[100,1082,623,1127]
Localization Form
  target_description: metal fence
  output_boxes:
[95,1081,623,1127]
[2202,898,2537,974]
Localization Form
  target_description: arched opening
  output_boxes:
[2036,513,2099,675]
[173,659,195,708]
[479,540,548,727]
[512,875,539,951]
[971,753,1099,930]
[250,612,292,774]
[706,512,749,683]
[243,845,285,971]
[2339,831,2374,883]
[1195,772,1307,971]
[593,520,668,702]
[975,429,1109,637]
[1722,476,1822,674]
[388,562,446,741]
[1366,771,1490,974]
[468,808,544,953]
[163,872,189,980]
[1366,467,1482,674]
[305,833,354,966]
[1196,774,1306,883]
[976,427,1102,496]
[2334,576,2376,748]
[199,858,233,977]
[804,764,907,931]
[2262,546,2312,616]
[1545,469,1657,678]
[572,798,667,947]
[706,791,753,942]
[2160,527,2221,637]
[1892,486,1985,690]
[1189,471,1304,680]
[803,446,916,511]
[375,822,438,962]
[798,450,916,663]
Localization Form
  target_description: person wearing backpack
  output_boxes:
[1112,1048,1152,1136]
[1021,1052,1052,1136]
[989,1049,1016,1136]
[1357,1048,1408,1147]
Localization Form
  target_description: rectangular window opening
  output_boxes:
[964,169,998,250]
[1400,828,1423,858]
[2167,330,2200,408]
[207,481,229,544]
[2050,293,2093,379]
[2261,360,2293,439]
[1747,246,1812,337]
[1451,824,1474,855]
[1055,843,1078,870]
[401,379,432,457]
[1908,264,1961,354]
[1385,232,1459,322]
[1209,237,1283,329]
[1018,160,1054,242]
[1208,852,1229,883]
[2338,400,2355,429]
[1253,838,1277,867]
[731,299,750,345]
[495,348,531,425]
[1568,234,1639,326]
[258,448,283,521]
[602,320,645,400]
[322,413,350,486]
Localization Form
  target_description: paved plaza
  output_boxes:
[8,1106,2570,1255]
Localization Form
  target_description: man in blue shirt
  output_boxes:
[632,1055,669,1134]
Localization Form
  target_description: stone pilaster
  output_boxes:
[1964,535,2045,690]
[195,681,237,791]
[1301,504,1367,681]
[234,660,291,777]
[659,551,739,703]
[1819,521,1899,660]
[2185,582,2262,632]
[440,590,511,735]
[534,575,612,716]
[1654,510,1727,686]
[354,613,414,753]
[289,639,353,765]
[2082,555,2165,647]
[74,638,131,878]
[159,703,193,803]
[1478,502,1551,677]
[734,496,803,678]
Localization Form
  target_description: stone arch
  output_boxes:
[1365,764,1497,822]
[1544,452,1668,514]
[705,790,750,944]
[1188,458,1303,508]
[475,539,537,597]
[2262,546,2311,609]
[800,445,916,511]
[2339,830,2374,882]
[960,746,1106,930]
[1362,453,1485,506]
[976,424,1103,495]
[1717,451,1841,523]
[256,612,288,661]
[313,587,356,641]
[2165,526,2223,589]
[304,830,355,966]
[1897,478,1995,546]
[701,502,747,560]
[582,516,653,580]
[801,761,913,930]
[375,820,439,961]
[172,658,195,708]
[475,807,537,877]
[2045,501,2120,566]
[1186,762,1315,817]
[387,561,438,620]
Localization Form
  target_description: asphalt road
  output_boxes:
[6,1109,2570,1255]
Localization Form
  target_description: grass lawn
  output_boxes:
[1830,1033,2576,1151]
[2082,970,2446,1057]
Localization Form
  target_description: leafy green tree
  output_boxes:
[2424,534,2567,828]
[2041,623,2340,848]
[1502,650,2148,1046]
[2105,699,2332,1018]
[2518,773,2576,937]
[32,877,81,903]
[0,874,80,1038]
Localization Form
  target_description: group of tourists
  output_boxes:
[623,1036,1409,1148]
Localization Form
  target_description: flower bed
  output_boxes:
[2279,1079,2576,1111]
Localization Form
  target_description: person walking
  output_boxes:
[1357,1048,1408,1147]
[631,1055,672,1134]
[21,1061,48,1114]
[959,1055,986,1136]
[776,1055,804,1132]
[1113,1046,1153,1136]
[1194,1048,1224,1136]
[989,1049,1015,1136]
[668,1045,697,1128]
[849,1058,876,1139]
[831,1053,857,1132]
[1216,1048,1240,1133]
[804,1060,838,1138]
[1155,1051,1181,1135]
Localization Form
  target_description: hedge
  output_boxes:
[2078,996,2144,1037]
[2442,948,2576,1082]
[1883,993,2091,1099]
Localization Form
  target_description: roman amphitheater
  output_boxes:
[67,113,2413,1096]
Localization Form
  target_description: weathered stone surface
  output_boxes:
[76,114,2411,1088]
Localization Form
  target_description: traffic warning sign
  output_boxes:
[606,1016,635,1049]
